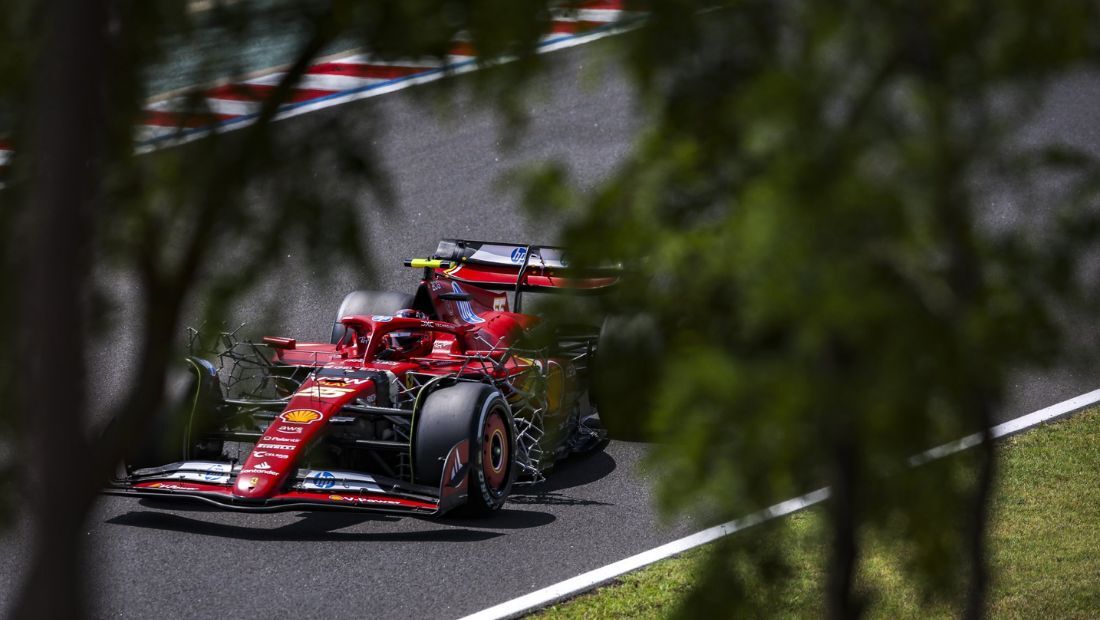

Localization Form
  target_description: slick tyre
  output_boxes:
[330,290,415,344]
[414,382,517,516]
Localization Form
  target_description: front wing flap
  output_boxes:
[104,461,443,515]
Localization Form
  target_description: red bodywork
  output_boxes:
[107,240,614,514]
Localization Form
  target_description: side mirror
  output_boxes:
[262,336,296,349]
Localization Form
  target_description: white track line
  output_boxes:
[458,387,1100,620]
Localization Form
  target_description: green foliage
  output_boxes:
[0,0,566,437]
[0,1,570,615]
[0,0,1096,615]
[528,0,1100,615]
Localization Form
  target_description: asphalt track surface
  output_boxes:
[3,38,1100,619]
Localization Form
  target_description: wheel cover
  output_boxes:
[482,407,510,491]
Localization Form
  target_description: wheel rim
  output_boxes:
[482,407,510,492]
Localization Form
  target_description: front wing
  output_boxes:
[102,440,471,516]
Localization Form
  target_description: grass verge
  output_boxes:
[532,407,1100,619]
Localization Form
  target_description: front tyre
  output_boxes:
[415,382,517,516]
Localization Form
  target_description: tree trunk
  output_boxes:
[964,406,995,619]
[11,0,108,618]
[826,437,862,620]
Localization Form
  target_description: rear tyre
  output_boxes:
[330,290,416,344]
[414,382,517,516]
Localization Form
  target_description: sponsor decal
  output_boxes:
[308,471,337,490]
[372,360,398,366]
[276,425,303,434]
[249,477,259,486]
[433,340,451,351]
[203,465,228,481]
[147,483,196,491]
[298,385,355,399]
[280,409,323,424]
[256,443,295,451]
[317,377,372,387]
[241,468,277,477]
[267,436,300,444]
[450,282,485,324]
[327,494,404,507]
[253,451,289,460]
[371,315,393,322]
[510,247,528,264]
[493,296,506,312]
[254,461,272,470]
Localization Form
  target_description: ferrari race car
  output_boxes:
[105,239,618,516]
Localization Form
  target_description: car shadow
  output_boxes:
[506,446,617,508]
[430,506,557,530]
[104,509,505,543]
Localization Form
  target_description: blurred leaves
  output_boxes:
[0,0,570,617]
[0,0,1096,616]
[528,0,1100,616]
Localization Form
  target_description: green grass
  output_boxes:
[533,408,1100,619]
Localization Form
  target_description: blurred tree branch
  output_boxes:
[1,0,558,617]
[532,1,1100,617]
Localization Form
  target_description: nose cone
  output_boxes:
[232,383,369,501]
[233,458,289,499]
[235,468,275,497]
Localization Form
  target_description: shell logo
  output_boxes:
[280,409,323,424]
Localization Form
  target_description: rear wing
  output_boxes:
[430,239,621,297]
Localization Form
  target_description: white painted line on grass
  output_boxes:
[910,386,1100,466]
[459,387,1100,620]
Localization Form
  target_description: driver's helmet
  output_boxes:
[382,309,431,358]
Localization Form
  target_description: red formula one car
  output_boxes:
[106,240,617,516]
